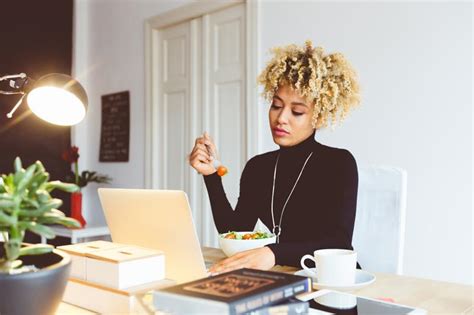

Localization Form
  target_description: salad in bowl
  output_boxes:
[219,231,277,257]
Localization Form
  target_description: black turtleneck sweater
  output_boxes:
[203,133,358,267]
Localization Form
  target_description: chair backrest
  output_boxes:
[352,165,407,274]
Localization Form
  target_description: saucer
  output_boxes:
[294,268,376,291]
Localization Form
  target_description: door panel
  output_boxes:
[215,81,243,207]
[163,91,187,190]
[202,4,246,246]
[159,22,191,197]
[163,36,186,82]
[215,18,242,69]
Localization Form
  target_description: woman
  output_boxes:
[189,40,360,274]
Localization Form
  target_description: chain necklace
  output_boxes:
[271,151,314,243]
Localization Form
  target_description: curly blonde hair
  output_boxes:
[257,40,360,129]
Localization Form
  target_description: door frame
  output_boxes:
[144,0,260,189]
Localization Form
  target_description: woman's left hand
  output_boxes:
[209,247,276,275]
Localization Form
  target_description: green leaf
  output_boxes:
[36,212,80,228]
[45,181,79,193]
[13,169,25,186]
[35,211,65,224]
[0,195,15,212]
[17,163,36,193]
[4,174,14,192]
[18,199,62,217]
[21,198,39,209]
[14,157,22,173]
[56,217,81,228]
[19,244,54,256]
[18,222,55,239]
[50,209,66,216]
[0,211,16,225]
[36,190,51,203]
[0,193,14,200]
[34,160,45,173]
[0,199,16,210]
[46,198,63,209]
[11,260,22,269]
[28,173,49,197]
[5,174,13,184]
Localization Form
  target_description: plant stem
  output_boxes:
[7,225,21,261]
[0,259,12,273]
[4,196,22,264]
[74,162,79,186]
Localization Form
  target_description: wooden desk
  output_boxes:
[57,247,473,314]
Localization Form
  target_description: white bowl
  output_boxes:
[218,231,277,257]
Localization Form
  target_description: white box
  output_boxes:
[86,246,165,289]
[63,277,176,314]
[57,240,126,280]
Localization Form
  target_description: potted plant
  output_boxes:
[62,146,112,227]
[0,157,81,315]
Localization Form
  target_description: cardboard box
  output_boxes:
[85,246,165,289]
[63,277,175,314]
[58,240,126,280]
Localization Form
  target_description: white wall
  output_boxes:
[72,0,193,226]
[259,1,472,285]
[74,0,473,285]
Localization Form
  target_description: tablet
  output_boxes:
[296,290,427,315]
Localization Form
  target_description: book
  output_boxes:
[153,268,312,315]
[247,298,309,315]
[63,277,175,314]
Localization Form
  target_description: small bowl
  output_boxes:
[218,231,277,257]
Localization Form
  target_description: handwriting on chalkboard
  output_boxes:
[99,91,130,162]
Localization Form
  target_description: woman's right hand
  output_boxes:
[188,132,218,176]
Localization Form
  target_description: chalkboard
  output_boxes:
[99,91,130,162]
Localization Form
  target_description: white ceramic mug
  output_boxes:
[300,249,357,285]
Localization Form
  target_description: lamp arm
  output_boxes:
[0,73,29,118]
[0,73,27,82]
[0,90,24,95]
[0,73,28,95]
[6,94,27,118]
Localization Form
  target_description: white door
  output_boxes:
[155,4,246,247]
[201,4,246,246]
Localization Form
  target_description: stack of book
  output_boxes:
[58,240,175,313]
[153,268,312,314]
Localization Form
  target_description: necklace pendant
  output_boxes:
[273,226,282,244]
[273,225,282,237]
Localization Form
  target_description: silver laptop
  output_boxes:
[98,188,207,284]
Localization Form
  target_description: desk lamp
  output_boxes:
[0,73,87,126]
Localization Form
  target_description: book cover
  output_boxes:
[153,268,311,315]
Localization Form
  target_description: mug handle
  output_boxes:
[300,254,317,278]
